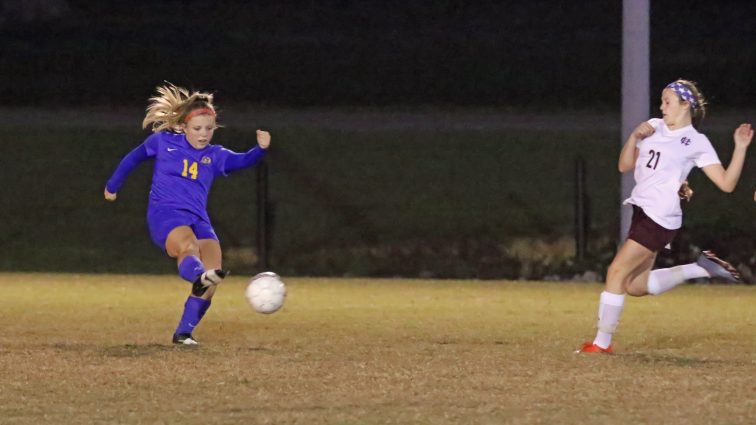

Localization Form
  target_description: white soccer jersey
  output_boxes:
[623,118,721,229]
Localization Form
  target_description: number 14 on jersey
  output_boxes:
[182,159,198,179]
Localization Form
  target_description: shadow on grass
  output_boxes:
[100,344,196,357]
[50,342,271,357]
[617,352,728,367]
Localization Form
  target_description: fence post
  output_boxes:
[574,157,586,261]
[256,160,269,269]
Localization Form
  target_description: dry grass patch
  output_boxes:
[1,273,754,424]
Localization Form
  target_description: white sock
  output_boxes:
[647,263,709,295]
[593,291,625,349]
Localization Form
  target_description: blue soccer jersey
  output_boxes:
[106,131,266,222]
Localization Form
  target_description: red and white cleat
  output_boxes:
[575,341,613,354]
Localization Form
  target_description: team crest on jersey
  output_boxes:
[201,156,212,164]
[680,137,691,146]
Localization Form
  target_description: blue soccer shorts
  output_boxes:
[147,207,219,251]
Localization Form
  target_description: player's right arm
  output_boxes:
[619,121,655,173]
[104,136,158,201]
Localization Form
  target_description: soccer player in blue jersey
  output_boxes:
[104,83,270,345]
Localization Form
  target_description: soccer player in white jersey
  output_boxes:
[578,79,753,353]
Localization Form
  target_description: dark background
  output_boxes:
[2,1,755,280]
[3,1,756,109]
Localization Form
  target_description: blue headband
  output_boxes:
[666,82,699,109]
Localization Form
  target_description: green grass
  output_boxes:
[1,273,754,424]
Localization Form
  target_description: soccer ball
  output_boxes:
[245,272,286,314]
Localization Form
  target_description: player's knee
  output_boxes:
[174,239,200,257]
[606,263,625,280]
[605,263,628,288]
[624,285,647,297]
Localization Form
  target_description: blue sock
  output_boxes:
[175,296,211,336]
[178,255,205,283]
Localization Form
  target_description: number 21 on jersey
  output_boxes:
[646,149,661,170]
[182,159,198,179]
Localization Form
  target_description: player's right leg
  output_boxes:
[578,205,679,353]
[164,226,208,344]
[579,239,655,353]
[169,238,226,344]
[147,209,226,345]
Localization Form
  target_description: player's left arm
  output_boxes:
[221,130,271,174]
[256,130,270,149]
[702,123,752,193]
[678,180,693,202]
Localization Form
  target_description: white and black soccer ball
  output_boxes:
[245,272,286,314]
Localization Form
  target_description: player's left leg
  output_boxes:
[197,238,223,300]
[626,250,740,297]
[623,255,658,296]
[696,250,741,283]
[637,262,707,296]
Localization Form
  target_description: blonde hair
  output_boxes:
[142,83,217,132]
[673,79,707,129]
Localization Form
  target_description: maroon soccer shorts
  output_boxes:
[627,205,678,252]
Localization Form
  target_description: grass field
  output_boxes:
[2,273,754,424]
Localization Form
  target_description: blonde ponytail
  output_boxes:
[142,83,217,132]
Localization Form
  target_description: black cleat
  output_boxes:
[172,333,199,345]
[191,269,228,296]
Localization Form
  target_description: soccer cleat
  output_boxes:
[172,333,199,345]
[697,250,741,283]
[576,342,613,354]
[191,269,228,296]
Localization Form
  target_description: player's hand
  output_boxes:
[257,130,271,149]
[104,188,117,202]
[632,122,655,140]
[678,181,693,202]
[733,123,753,149]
